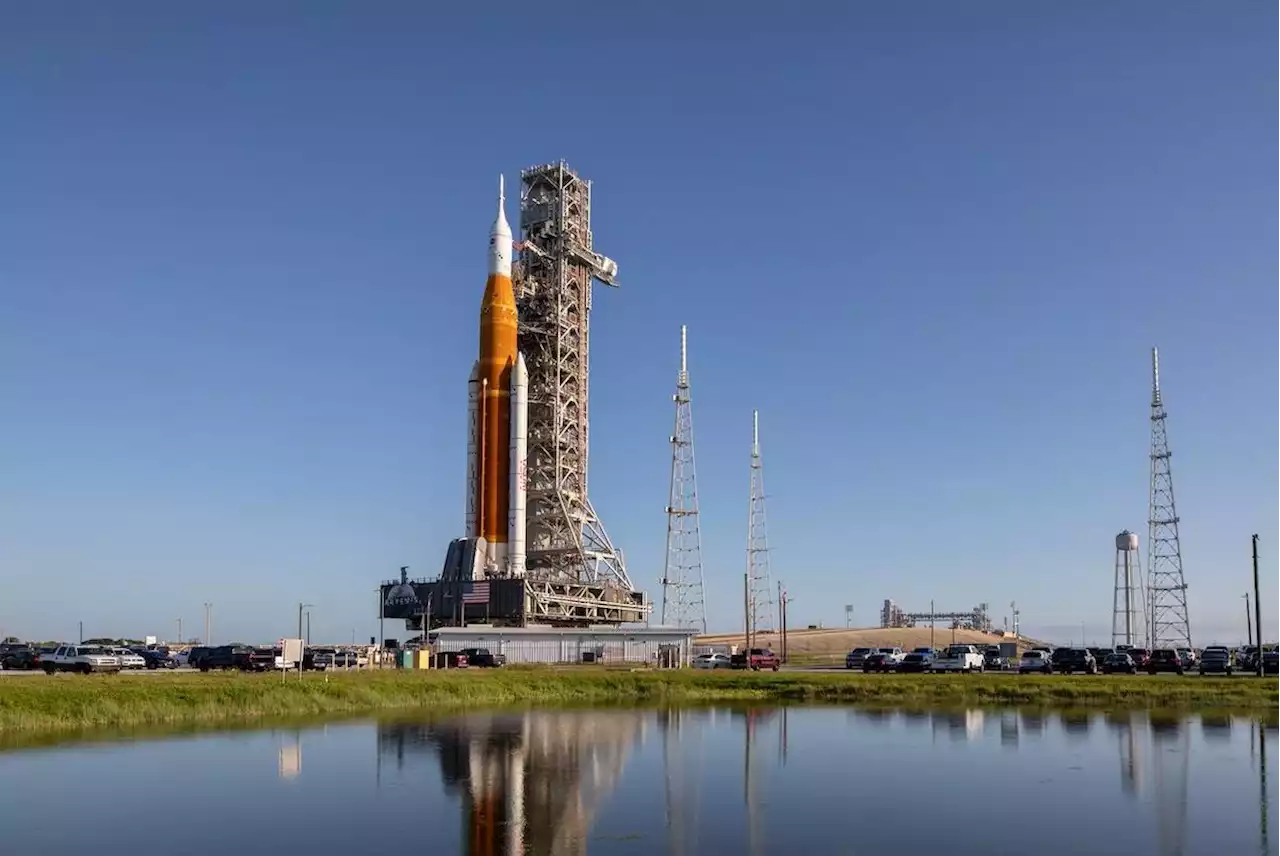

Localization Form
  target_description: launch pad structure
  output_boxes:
[384,162,648,630]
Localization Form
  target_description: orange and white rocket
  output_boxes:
[465,177,528,577]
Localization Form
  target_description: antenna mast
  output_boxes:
[746,410,775,646]
[1146,347,1192,650]
[661,325,708,632]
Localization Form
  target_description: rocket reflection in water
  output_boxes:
[377,711,645,856]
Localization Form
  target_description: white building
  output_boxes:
[430,624,700,667]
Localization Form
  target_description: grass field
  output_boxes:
[0,668,1274,737]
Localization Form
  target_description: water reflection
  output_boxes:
[1,706,1274,856]
[378,710,646,855]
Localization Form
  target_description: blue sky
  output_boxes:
[2,2,1275,646]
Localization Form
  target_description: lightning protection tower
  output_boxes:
[1146,347,1192,650]
[661,326,707,632]
[746,410,774,644]
[515,162,645,623]
[1112,531,1146,649]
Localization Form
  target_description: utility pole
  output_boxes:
[203,602,212,645]
[297,602,313,676]
[176,617,183,645]
[1244,593,1253,647]
[1252,534,1263,677]
[79,621,83,644]
[930,600,935,650]
[305,610,311,646]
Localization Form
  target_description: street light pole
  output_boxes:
[203,603,212,645]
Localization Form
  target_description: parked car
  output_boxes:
[932,644,985,673]
[1,647,38,670]
[731,648,781,671]
[1175,648,1197,669]
[1019,650,1052,674]
[135,649,177,670]
[42,645,121,674]
[862,653,894,673]
[1199,646,1233,676]
[876,647,906,667]
[1148,649,1185,675]
[183,646,212,669]
[1050,647,1075,672]
[1126,648,1151,669]
[458,648,507,668]
[693,652,732,670]
[845,648,876,670]
[1102,652,1137,674]
[109,647,147,670]
[983,647,1005,670]
[897,652,931,673]
[1058,649,1097,675]
[1263,650,1279,676]
[200,645,254,671]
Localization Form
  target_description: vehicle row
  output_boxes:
[845,645,998,673]
[1019,644,1278,676]
[691,649,783,670]
[2,643,172,673]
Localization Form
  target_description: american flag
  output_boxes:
[462,581,491,604]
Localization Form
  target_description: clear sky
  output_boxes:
[2,2,1275,647]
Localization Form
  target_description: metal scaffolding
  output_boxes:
[515,162,645,622]
[1146,347,1192,650]
[661,325,707,633]
[746,411,774,642]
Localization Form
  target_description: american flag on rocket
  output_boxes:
[462,581,491,604]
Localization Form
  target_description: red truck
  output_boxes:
[730,647,781,671]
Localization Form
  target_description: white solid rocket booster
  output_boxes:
[508,352,528,577]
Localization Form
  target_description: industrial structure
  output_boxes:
[378,710,645,856]
[879,599,994,631]
[381,163,649,632]
[1112,530,1146,649]
[1146,347,1192,650]
[429,624,696,667]
[660,325,708,633]
[745,411,774,643]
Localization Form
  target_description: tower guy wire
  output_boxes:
[1146,347,1192,650]
[746,410,774,645]
[660,325,708,632]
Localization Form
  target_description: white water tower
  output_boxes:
[1112,531,1143,648]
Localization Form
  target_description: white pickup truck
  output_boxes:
[41,645,122,675]
[930,644,985,673]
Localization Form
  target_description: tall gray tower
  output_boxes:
[660,326,707,632]
[746,411,774,643]
[1146,347,1192,650]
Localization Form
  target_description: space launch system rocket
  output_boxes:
[463,176,527,578]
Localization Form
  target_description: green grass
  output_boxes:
[0,668,1273,738]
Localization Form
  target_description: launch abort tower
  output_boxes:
[513,161,647,623]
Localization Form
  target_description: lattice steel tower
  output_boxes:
[1146,347,1191,650]
[746,411,774,642]
[516,162,636,601]
[660,326,707,632]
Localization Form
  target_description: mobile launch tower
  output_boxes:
[382,163,648,630]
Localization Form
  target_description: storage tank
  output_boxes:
[1116,531,1139,552]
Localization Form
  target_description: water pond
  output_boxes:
[1,707,1274,855]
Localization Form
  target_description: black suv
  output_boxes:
[1148,648,1184,675]
[200,645,254,671]
[458,648,506,668]
[1059,649,1097,675]
[1,646,38,670]
[1050,647,1076,672]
